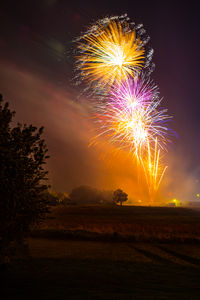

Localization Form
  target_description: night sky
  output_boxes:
[0,0,199,201]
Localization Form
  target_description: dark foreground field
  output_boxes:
[2,206,200,299]
[33,205,200,242]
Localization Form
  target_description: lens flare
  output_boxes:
[75,15,153,89]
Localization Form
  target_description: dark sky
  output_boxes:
[0,0,199,200]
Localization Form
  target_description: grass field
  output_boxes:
[2,205,200,299]
[32,205,200,243]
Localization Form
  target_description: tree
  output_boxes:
[0,94,49,261]
[113,189,128,206]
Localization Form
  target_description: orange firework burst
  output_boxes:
[75,15,149,88]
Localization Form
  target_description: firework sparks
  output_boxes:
[75,15,153,89]
[140,138,168,202]
[91,77,171,160]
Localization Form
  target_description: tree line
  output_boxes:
[47,186,128,206]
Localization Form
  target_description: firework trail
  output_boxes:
[140,138,168,202]
[75,14,154,91]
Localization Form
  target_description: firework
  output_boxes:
[74,15,174,204]
[90,76,171,160]
[75,15,154,89]
[105,74,159,108]
[140,138,168,202]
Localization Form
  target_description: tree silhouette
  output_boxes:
[113,189,128,206]
[0,94,49,261]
